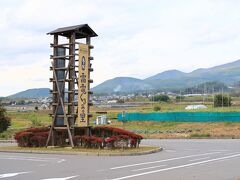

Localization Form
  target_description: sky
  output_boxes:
[1,0,240,96]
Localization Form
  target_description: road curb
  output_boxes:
[0,140,16,143]
[0,146,162,156]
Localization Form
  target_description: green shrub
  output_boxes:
[153,106,161,111]
[151,95,170,102]
[175,96,185,102]
[30,113,42,127]
[0,103,11,133]
[190,133,210,138]
[214,94,231,107]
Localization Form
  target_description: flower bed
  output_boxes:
[93,126,143,148]
[15,126,143,148]
[14,127,49,147]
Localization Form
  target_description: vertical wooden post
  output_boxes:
[86,36,91,127]
[52,34,58,146]
[68,33,76,126]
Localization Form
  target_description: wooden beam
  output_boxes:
[51,61,74,147]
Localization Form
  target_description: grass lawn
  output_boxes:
[1,102,240,140]
[7,111,51,128]
[111,121,240,139]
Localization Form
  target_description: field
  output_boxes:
[0,110,51,139]
[1,98,240,140]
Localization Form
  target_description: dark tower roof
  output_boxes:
[47,24,98,39]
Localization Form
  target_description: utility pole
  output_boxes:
[222,87,224,108]
[180,90,182,110]
[212,86,215,107]
[228,93,230,107]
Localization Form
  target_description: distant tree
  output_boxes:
[214,94,231,107]
[17,100,25,105]
[152,95,170,102]
[0,103,11,133]
[184,81,228,94]
[34,106,39,111]
[117,99,125,103]
[175,96,185,102]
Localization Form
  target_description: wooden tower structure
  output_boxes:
[46,24,97,147]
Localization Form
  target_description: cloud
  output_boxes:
[0,58,50,96]
[1,0,240,96]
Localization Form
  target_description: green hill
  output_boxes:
[92,77,153,94]
[93,59,240,93]
[8,88,50,99]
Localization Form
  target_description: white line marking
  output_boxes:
[189,157,210,162]
[165,150,176,152]
[108,153,240,180]
[210,149,229,152]
[183,149,198,151]
[224,152,238,156]
[0,172,31,178]
[57,159,66,163]
[0,155,56,160]
[0,157,49,162]
[41,175,79,180]
[132,165,167,172]
[110,152,220,170]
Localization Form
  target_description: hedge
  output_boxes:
[15,126,143,148]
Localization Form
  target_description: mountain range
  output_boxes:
[92,59,240,93]
[5,59,240,98]
[8,88,50,99]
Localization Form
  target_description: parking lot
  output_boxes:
[0,139,240,180]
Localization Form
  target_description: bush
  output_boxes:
[15,126,143,149]
[73,135,103,148]
[175,96,185,102]
[30,136,47,147]
[0,131,12,139]
[15,127,49,147]
[152,95,170,102]
[153,106,161,111]
[0,103,11,133]
[30,113,42,127]
[94,126,143,148]
[214,94,231,107]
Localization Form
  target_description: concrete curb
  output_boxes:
[0,140,16,143]
[0,146,162,156]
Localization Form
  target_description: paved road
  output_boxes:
[0,139,240,180]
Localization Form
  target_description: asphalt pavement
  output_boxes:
[0,139,240,180]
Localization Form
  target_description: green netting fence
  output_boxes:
[117,112,240,122]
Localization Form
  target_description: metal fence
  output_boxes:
[117,112,240,122]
